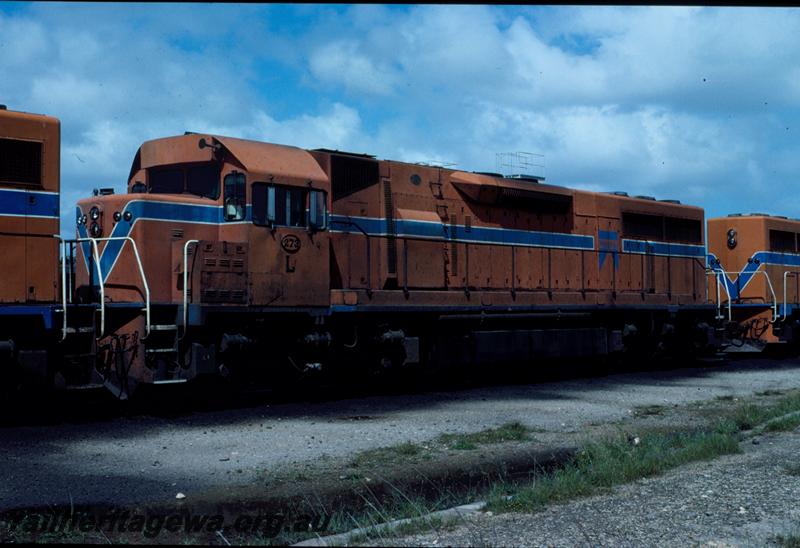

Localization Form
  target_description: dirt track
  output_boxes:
[2,358,800,515]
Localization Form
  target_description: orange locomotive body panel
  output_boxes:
[0,107,60,304]
[76,134,331,309]
[75,135,709,315]
[319,152,707,309]
[0,107,101,393]
[707,214,800,343]
[71,133,716,395]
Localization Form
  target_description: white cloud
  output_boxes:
[308,41,399,96]
[1,3,799,231]
[182,102,363,151]
[0,15,48,66]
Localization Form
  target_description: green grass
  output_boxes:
[486,391,800,515]
[633,404,666,417]
[756,389,786,397]
[350,441,424,469]
[348,423,534,468]
[485,428,741,513]
[782,463,800,477]
[320,487,472,546]
[722,392,800,431]
[773,532,800,547]
[762,414,800,433]
[437,422,532,450]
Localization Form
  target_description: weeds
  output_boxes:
[437,422,532,450]
[723,392,800,431]
[782,463,800,476]
[756,389,786,397]
[350,442,425,469]
[633,404,666,417]
[762,414,800,433]
[349,422,533,468]
[485,428,741,513]
[773,531,800,547]
[487,390,800,515]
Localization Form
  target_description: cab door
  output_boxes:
[248,179,330,308]
[25,188,59,302]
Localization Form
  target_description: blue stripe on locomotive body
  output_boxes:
[99,200,232,282]
[0,188,60,218]
[329,214,596,251]
[621,239,706,259]
[709,250,800,300]
[598,230,619,269]
[74,200,715,285]
[76,199,253,282]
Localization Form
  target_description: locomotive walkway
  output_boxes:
[2,357,800,544]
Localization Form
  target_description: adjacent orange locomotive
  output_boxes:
[707,214,800,347]
[0,106,96,391]
[73,133,717,397]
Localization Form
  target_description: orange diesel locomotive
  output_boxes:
[0,105,62,388]
[72,133,718,397]
[708,214,800,348]
[0,106,97,391]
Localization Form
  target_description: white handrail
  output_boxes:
[707,268,778,323]
[82,238,105,337]
[707,270,733,321]
[180,239,200,340]
[763,270,779,323]
[75,236,150,338]
[53,235,68,341]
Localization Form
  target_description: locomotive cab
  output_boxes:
[74,134,332,395]
[76,133,332,308]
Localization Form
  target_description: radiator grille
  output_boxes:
[0,138,42,186]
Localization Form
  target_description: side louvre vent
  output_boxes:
[383,178,397,274]
[330,154,380,201]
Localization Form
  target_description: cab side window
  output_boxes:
[223,172,246,221]
[252,182,327,230]
[274,186,306,227]
[309,189,327,230]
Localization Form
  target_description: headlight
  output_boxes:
[76,211,83,226]
[90,222,102,237]
[90,206,100,221]
[81,214,87,225]
[123,211,133,222]
[727,229,737,249]
[113,211,122,222]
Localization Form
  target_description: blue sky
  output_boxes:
[1,4,799,235]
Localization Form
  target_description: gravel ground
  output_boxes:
[2,358,800,512]
[368,429,800,547]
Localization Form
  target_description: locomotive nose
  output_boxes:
[88,205,103,237]
[78,199,126,239]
